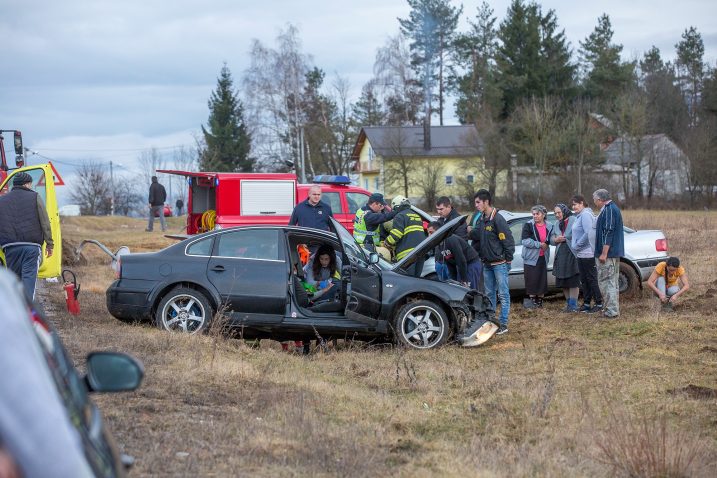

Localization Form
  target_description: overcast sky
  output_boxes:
[1,0,715,205]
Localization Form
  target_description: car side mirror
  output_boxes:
[368,252,379,264]
[85,352,144,393]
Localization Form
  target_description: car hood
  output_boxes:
[391,214,466,273]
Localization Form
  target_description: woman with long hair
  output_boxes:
[305,244,339,302]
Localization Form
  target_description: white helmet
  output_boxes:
[391,195,409,208]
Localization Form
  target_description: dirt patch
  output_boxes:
[699,346,717,354]
[668,384,717,400]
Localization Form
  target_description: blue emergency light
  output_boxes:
[313,175,351,185]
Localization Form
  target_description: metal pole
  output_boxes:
[110,161,115,216]
[299,127,307,183]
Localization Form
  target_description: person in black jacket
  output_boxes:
[434,196,467,281]
[289,185,333,231]
[146,176,167,232]
[466,189,514,336]
[428,221,481,290]
[0,172,54,302]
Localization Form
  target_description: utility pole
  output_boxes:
[110,160,115,216]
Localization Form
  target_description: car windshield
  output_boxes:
[332,219,368,263]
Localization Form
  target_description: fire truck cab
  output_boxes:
[158,170,372,235]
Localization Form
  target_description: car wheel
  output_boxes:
[156,287,212,334]
[393,300,449,350]
[618,262,639,298]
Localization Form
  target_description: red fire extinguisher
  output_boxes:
[62,269,81,316]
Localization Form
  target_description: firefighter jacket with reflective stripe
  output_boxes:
[385,209,425,261]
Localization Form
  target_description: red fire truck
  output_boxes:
[0,129,24,184]
[157,170,372,235]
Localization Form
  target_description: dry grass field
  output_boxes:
[39,211,717,477]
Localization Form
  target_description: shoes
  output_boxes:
[586,304,603,314]
[602,312,618,319]
[661,302,674,312]
[578,304,592,313]
[495,326,509,335]
[460,320,499,347]
[523,297,536,309]
[145,228,153,232]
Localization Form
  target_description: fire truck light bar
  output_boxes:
[313,175,351,185]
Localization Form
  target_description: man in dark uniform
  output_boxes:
[383,195,425,261]
[435,196,468,280]
[0,172,54,301]
[428,221,481,290]
[289,185,333,231]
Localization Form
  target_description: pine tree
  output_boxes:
[200,64,253,172]
[579,14,635,105]
[351,81,386,128]
[399,0,462,125]
[495,0,576,117]
[675,26,705,125]
[639,47,688,139]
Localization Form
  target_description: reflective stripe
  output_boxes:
[396,248,414,260]
[403,225,424,234]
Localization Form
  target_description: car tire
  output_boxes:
[618,262,639,298]
[393,300,449,350]
[155,287,212,334]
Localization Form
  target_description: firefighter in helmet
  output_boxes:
[383,195,425,262]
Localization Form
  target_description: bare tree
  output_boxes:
[414,159,445,210]
[373,35,423,126]
[562,99,601,195]
[510,97,562,202]
[112,174,143,216]
[382,127,413,198]
[612,88,648,199]
[243,24,311,172]
[138,147,166,189]
[70,162,112,215]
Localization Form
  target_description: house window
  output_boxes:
[445,175,453,185]
[363,179,369,190]
[374,178,379,191]
[467,175,474,183]
[367,146,374,169]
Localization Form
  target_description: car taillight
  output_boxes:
[655,239,668,252]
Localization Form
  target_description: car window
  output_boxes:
[186,237,213,256]
[331,219,367,263]
[216,229,280,260]
[346,192,369,215]
[509,219,526,242]
[322,192,342,214]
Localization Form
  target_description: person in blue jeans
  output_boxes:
[464,189,515,339]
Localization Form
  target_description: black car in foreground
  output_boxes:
[0,269,144,478]
[107,216,497,350]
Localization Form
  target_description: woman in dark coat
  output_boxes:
[550,203,581,312]
[521,205,553,308]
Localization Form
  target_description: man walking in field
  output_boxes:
[0,172,54,301]
[146,176,167,232]
[593,189,624,318]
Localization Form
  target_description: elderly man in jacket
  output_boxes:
[0,172,54,301]
[593,189,624,318]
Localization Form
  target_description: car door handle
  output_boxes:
[211,265,225,272]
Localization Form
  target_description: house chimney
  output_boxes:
[423,117,431,151]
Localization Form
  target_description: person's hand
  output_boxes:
[540,243,548,251]
[467,225,473,233]
[668,295,678,304]
[658,293,668,303]
[555,236,565,243]
[46,247,53,258]
[599,253,607,264]
[461,281,470,288]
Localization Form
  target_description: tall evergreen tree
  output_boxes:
[639,46,689,140]
[495,0,576,118]
[399,0,463,125]
[451,2,502,123]
[579,14,635,105]
[351,80,387,128]
[201,64,253,172]
[675,26,705,125]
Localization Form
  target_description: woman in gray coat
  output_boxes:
[550,203,581,312]
[521,205,553,308]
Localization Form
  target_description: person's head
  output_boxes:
[367,193,386,213]
[531,205,547,224]
[391,195,410,209]
[427,220,442,235]
[554,203,571,221]
[666,256,681,273]
[571,194,587,214]
[12,172,33,189]
[435,196,453,218]
[592,189,610,208]
[308,185,322,206]
[151,175,158,183]
[313,244,337,276]
[474,189,492,213]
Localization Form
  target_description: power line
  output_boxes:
[34,144,192,153]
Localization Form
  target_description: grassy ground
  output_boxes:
[40,212,717,477]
